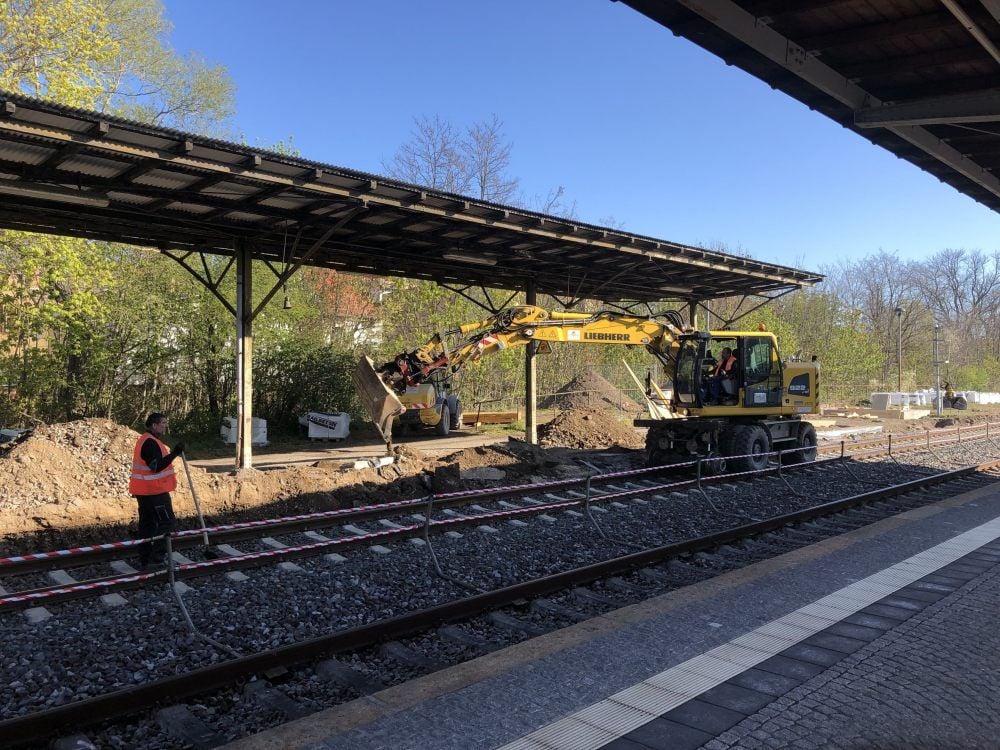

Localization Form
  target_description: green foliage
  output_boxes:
[253,342,361,431]
[953,361,995,392]
[0,0,234,130]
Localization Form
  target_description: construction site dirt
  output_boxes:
[2,368,996,553]
[0,372,650,552]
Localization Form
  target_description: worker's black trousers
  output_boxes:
[134,492,176,566]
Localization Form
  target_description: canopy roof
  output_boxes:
[0,92,821,304]
[623,0,1000,215]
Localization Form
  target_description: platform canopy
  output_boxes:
[0,92,820,305]
[622,0,1000,215]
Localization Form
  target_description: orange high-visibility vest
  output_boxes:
[129,433,177,495]
[713,353,736,377]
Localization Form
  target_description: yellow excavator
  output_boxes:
[354,305,820,472]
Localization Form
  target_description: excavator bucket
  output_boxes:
[353,356,405,445]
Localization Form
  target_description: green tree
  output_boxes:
[0,0,235,425]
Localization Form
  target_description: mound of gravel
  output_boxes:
[540,370,638,413]
[537,408,645,450]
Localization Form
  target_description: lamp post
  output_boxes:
[894,307,903,391]
[934,323,942,417]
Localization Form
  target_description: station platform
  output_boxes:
[225,478,1000,750]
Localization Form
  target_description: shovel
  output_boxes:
[179,450,219,559]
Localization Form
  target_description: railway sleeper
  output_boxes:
[571,586,623,608]
[315,658,386,695]
[379,640,447,672]
[531,597,589,623]
[489,611,548,637]
[156,704,226,750]
[605,576,652,596]
[437,624,503,652]
[243,680,310,721]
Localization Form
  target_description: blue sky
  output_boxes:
[162,0,1000,271]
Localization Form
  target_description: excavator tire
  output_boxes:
[450,398,463,430]
[785,423,817,464]
[436,405,451,436]
[726,424,770,473]
[953,396,968,410]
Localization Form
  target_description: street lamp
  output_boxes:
[934,323,942,416]
[894,307,903,391]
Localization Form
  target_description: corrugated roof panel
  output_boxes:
[58,154,128,178]
[0,91,822,301]
[0,140,53,165]
[132,170,203,190]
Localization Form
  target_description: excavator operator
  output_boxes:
[704,346,737,405]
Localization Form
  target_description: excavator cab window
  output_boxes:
[673,339,701,406]
[742,336,783,408]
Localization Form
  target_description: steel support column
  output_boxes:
[236,243,254,470]
[524,279,537,445]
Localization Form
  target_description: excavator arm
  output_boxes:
[355,305,687,442]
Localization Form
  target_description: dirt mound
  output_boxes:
[537,408,645,450]
[0,418,435,536]
[437,443,544,480]
[540,370,637,413]
[0,419,137,516]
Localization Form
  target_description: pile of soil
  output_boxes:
[538,408,645,450]
[0,419,436,537]
[0,410,649,539]
[540,370,638,413]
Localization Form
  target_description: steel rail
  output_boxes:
[0,455,842,577]
[2,458,997,747]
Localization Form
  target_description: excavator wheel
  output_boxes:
[436,405,451,436]
[726,424,770,473]
[784,423,817,464]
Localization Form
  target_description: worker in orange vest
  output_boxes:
[130,412,184,569]
[705,347,737,405]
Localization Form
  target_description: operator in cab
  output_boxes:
[704,347,737,405]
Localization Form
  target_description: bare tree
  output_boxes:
[384,115,470,194]
[463,114,519,203]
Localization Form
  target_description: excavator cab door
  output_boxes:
[741,336,783,408]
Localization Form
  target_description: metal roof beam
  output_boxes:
[840,44,987,81]
[743,0,856,21]
[798,11,956,53]
[856,90,1000,128]
[671,0,1000,205]
[981,0,1000,25]
[940,0,1000,66]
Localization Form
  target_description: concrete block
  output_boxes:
[324,553,347,564]
[100,593,128,608]
[277,562,303,572]
[110,560,139,575]
[369,545,392,555]
[47,570,76,586]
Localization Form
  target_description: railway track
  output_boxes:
[3,422,997,609]
[0,431,998,747]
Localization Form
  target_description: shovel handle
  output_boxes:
[180,451,210,547]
